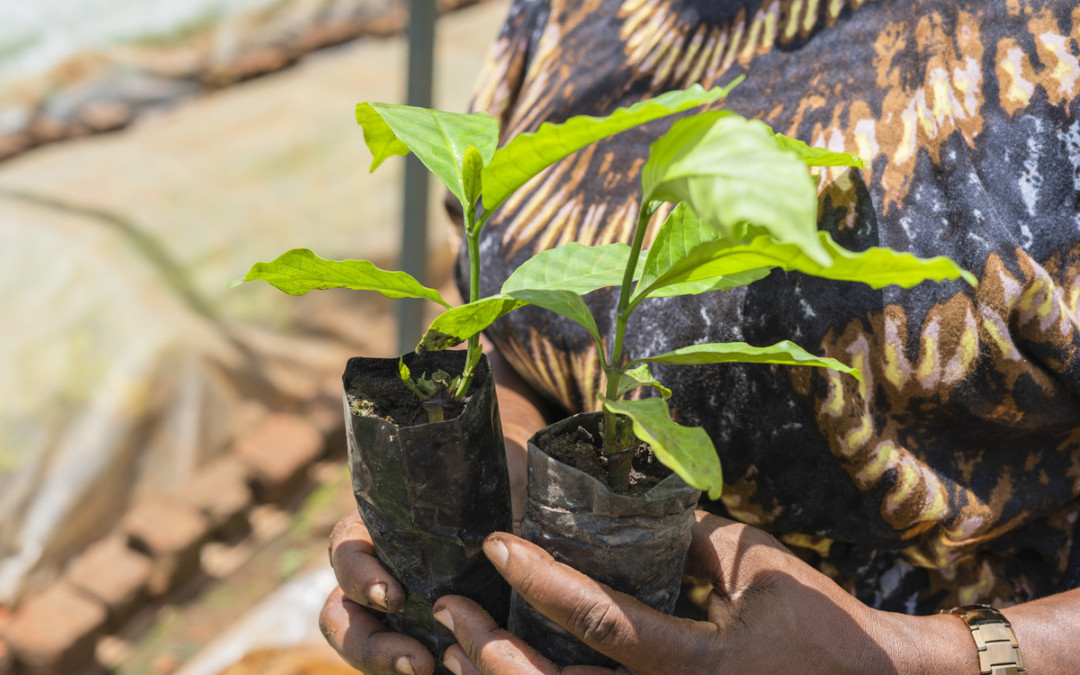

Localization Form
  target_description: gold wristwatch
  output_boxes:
[942,605,1025,675]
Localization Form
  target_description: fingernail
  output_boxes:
[484,537,509,567]
[368,582,388,611]
[444,653,463,675]
[433,607,454,632]
[395,655,416,675]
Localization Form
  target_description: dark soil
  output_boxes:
[541,423,671,497]
[347,387,467,427]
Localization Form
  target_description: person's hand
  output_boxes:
[320,510,436,675]
[430,511,979,675]
[320,353,549,674]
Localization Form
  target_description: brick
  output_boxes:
[122,496,209,596]
[290,21,358,53]
[176,456,253,541]
[356,7,407,36]
[0,636,11,675]
[0,133,31,161]
[65,538,152,631]
[233,414,323,504]
[305,376,347,459]
[150,653,180,674]
[27,117,67,143]
[6,583,105,675]
[205,47,294,86]
[78,101,131,133]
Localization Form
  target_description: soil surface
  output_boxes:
[348,383,467,427]
[542,423,671,497]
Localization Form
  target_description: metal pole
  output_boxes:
[398,0,437,355]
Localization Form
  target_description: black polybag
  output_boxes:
[343,351,513,668]
[509,412,701,667]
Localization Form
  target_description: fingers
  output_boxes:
[685,510,788,584]
[441,645,484,675]
[433,596,619,675]
[684,510,819,635]
[478,533,716,674]
[320,586,435,675]
[434,595,554,675]
[329,511,405,612]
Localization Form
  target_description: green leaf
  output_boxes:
[615,364,672,399]
[599,397,722,500]
[506,289,601,346]
[645,268,773,299]
[355,102,498,205]
[641,112,829,265]
[635,231,975,300]
[630,341,862,381]
[462,145,484,210]
[632,203,769,303]
[418,296,526,351]
[417,289,602,354]
[774,133,866,168]
[353,104,409,170]
[638,203,710,291]
[482,83,736,213]
[502,242,635,295]
[816,233,979,287]
[240,248,450,306]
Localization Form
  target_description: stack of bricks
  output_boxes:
[0,406,339,675]
[0,0,489,166]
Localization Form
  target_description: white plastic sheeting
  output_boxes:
[174,566,339,675]
[0,188,364,603]
[0,54,402,604]
[0,0,503,606]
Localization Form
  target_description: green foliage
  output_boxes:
[502,242,636,295]
[397,357,460,422]
[462,145,485,210]
[243,84,974,500]
[417,289,601,353]
[506,289,602,346]
[773,133,866,168]
[630,206,974,306]
[634,203,770,305]
[419,107,974,499]
[615,364,671,399]
[481,82,738,213]
[419,296,527,351]
[237,248,451,307]
[629,341,861,380]
[243,86,728,401]
[641,113,828,265]
[354,103,498,209]
[600,397,722,500]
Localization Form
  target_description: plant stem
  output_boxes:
[453,209,482,401]
[601,204,653,454]
[423,402,445,423]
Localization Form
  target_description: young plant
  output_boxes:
[416,110,976,498]
[235,83,738,405]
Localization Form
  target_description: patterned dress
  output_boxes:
[460,0,1080,614]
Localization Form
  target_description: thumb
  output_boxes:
[483,533,717,673]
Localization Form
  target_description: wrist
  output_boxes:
[866,608,980,674]
[999,590,1080,674]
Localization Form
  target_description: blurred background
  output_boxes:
[0,0,509,672]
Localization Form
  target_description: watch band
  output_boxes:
[942,605,1026,675]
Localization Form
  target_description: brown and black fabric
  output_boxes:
[459,0,1080,614]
